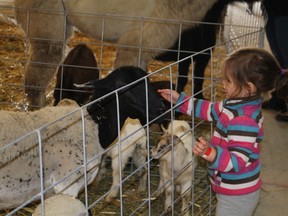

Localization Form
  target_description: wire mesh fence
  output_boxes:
[0,1,265,216]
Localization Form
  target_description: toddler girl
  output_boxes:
[158,48,288,216]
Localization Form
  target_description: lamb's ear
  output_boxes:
[160,124,167,134]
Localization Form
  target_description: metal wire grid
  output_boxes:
[0,2,265,216]
[224,1,266,52]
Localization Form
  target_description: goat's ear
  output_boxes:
[74,81,96,89]
[74,78,108,90]
[160,124,167,134]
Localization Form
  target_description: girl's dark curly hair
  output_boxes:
[223,48,287,100]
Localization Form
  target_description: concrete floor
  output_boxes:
[253,110,288,216]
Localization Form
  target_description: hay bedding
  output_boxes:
[0,19,226,215]
[0,21,26,110]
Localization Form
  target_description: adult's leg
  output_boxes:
[275,16,288,69]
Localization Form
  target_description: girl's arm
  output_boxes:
[158,89,223,121]
[176,92,223,122]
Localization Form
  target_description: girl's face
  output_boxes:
[222,72,255,99]
[222,74,238,99]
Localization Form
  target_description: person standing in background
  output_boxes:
[261,0,288,122]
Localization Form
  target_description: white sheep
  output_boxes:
[150,120,197,216]
[0,99,102,209]
[0,66,165,210]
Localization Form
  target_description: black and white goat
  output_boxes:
[51,47,181,203]
[0,66,165,210]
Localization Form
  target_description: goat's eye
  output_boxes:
[159,144,167,152]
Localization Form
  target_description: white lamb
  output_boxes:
[150,120,197,216]
[97,117,148,203]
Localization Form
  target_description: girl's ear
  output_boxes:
[247,82,257,95]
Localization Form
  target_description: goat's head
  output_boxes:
[75,66,165,148]
[150,133,182,160]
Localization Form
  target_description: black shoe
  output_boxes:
[275,113,288,122]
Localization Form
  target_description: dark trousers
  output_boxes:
[265,14,288,69]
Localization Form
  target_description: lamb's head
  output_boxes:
[75,66,166,148]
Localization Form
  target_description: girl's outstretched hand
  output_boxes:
[158,89,180,104]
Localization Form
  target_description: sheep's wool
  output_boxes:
[33,195,85,216]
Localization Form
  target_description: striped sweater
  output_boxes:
[176,93,263,195]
